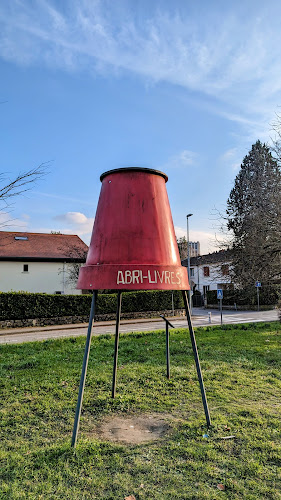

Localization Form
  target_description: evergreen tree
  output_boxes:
[226,140,281,287]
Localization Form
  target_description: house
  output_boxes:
[182,249,233,298]
[0,231,88,294]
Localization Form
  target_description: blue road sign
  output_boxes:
[217,289,223,299]
[255,281,262,288]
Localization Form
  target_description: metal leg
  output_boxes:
[112,291,122,398]
[71,291,97,448]
[166,322,170,379]
[182,290,211,428]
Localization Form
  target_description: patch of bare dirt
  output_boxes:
[94,414,171,444]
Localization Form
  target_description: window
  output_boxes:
[190,268,194,277]
[203,266,210,277]
[221,264,229,276]
[23,264,28,272]
[203,285,210,296]
[15,236,28,241]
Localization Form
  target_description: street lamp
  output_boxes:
[186,213,193,312]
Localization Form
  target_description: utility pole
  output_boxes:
[186,213,193,313]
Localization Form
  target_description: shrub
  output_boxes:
[206,286,279,307]
[0,290,184,321]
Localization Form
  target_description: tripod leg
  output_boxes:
[182,290,211,428]
[71,290,97,447]
[112,291,122,398]
[166,322,170,379]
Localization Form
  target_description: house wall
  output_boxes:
[190,263,231,295]
[0,261,81,294]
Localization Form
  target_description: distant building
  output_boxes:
[189,241,200,257]
[177,239,201,260]
[0,231,88,294]
[182,249,232,297]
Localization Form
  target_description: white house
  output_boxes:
[182,250,233,298]
[0,231,88,294]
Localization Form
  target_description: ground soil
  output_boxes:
[93,414,171,444]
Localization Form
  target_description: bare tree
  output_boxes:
[60,243,88,288]
[0,163,49,236]
[271,112,281,164]
[1,99,48,219]
[0,164,48,209]
[177,236,187,261]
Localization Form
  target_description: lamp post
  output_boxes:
[186,213,193,312]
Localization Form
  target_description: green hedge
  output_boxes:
[206,286,280,307]
[0,290,184,321]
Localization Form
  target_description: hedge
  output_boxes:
[206,286,280,307]
[0,290,184,321]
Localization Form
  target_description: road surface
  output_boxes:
[0,308,278,345]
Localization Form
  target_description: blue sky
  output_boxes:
[1,0,281,254]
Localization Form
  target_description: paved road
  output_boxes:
[0,309,278,345]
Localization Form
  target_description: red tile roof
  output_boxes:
[0,231,88,261]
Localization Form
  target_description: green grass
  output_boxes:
[0,322,281,499]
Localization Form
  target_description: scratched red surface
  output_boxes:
[77,168,190,290]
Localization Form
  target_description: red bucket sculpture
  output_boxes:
[77,167,189,291]
[71,167,210,447]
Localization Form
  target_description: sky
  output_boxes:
[1,0,281,254]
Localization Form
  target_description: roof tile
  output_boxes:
[0,231,88,261]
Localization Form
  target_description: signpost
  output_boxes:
[217,289,223,325]
[160,315,175,379]
[255,281,261,312]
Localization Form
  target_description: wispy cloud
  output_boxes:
[32,191,96,206]
[163,149,198,170]
[1,1,281,133]
[220,148,241,171]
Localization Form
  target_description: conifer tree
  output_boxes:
[226,140,281,287]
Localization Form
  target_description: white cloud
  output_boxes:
[0,212,29,231]
[0,210,92,243]
[55,212,88,225]
[53,211,94,237]
[174,226,219,255]
[21,213,30,221]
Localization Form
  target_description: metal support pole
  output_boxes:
[257,287,260,312]
[220,298,223,325]
[182,290,211,428]
[166,322,170,379]
[160,315,174,379]
[112,291,122,398]
[71,290,97,448]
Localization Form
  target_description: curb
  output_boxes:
[0,315,189,337]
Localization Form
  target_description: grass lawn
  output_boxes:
[0,321,281,499]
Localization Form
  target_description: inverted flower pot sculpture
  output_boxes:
[71,167,211,447]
